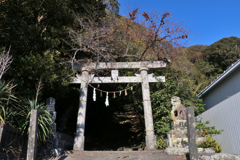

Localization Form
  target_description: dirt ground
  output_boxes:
[50,150,188,160]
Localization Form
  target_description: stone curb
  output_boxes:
[199,153,240,160]
[165,148,240,160]
[165,147,215,155]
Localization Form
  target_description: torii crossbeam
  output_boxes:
[72,61,167,150]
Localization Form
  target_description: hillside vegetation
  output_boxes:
[177,36,240,94]
[1,0,240,150]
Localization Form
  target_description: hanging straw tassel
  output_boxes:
[119,91,121,96]
[131,86,133,90]
[125,89,127,96]
[113,92,116,98]
[100,91,102,97]
[105,92,109,107]
[93,88,96,101]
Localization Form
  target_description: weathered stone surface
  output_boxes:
[165,147,189,155]
[168,137,206,148]
[210,153,240,160]
[74,61,167,70]
[204,148,215,154]
[140,67,156,150]
[169,138,188,148]
[168,130,202,139]
[27,110,39,160]
[199,155,211,160]
[167,102,206,149]
[50,148,63,157]
[38,132,74,158]
[186,106,198,160]
[168,130,188,139]
[117,147,134,151]
[198,148,204,152]
[168,98,188,149]
[171,120,187,130]
[197,137,206,143]
[145,134,156,150]
[72,74,165,83]
[53,132,74,150]
[51,150,187,160]
[165,147,215,156]
[74,68,89,150]
[46,97,55,111]
[199,153,240,160]
[171,96,186,120]
[46,97,57,133]
[72,62,165,151]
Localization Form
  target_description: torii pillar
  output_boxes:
[140,67,156,150]
[73,68,89,150]
[72,61,166,151]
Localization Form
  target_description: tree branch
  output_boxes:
[0,46,12,80]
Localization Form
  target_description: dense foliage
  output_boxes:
[183,37,240,92]
[152,67,205,138]
[0,0,239,150]
[0,0,119,131]
[0,0,119,98]
[202,36,240,74]
[0,0,119,142]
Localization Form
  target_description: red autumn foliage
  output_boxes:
[68,6,189,67]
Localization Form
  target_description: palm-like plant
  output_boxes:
[20,99,54,143]
[0,81,17,124]
[0,105,5,123]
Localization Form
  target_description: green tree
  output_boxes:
[170,51,214,94]
[202,36,240,74]
[182,37,240,94]
[151,68,205,138]
[185,45,207,62]
[0,0,119,98]
[0,0,119,134]
[130,66,205,139]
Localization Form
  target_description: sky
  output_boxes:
[118,0,240,47]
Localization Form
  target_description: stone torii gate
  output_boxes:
[72,61,166,151]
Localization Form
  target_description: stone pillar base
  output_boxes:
[73,135,85,150]
[145,134,156,150]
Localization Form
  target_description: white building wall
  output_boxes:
[202,69,240,110]
[198,91,240,154]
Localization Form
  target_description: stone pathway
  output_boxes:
[50,150,187,160]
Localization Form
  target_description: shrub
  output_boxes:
[197,137,222,153]
[196,118,223,137]
[156,137,166,149]
[20,99,53,143]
